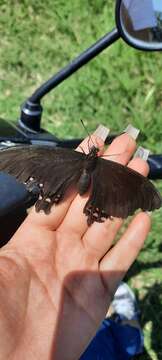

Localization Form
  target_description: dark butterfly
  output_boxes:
[0,145,161,225]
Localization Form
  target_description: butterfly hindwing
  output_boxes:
[84,157,162,225]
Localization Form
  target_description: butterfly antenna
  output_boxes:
[80,119,95,150]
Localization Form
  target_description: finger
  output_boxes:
[22,127,107,232]
[82,134,140,258]
[99,211,151,294]
[104,132,137,164]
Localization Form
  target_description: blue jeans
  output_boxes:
[80,318,144,360]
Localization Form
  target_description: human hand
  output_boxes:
[0,127,151,360]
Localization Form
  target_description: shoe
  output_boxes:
[111,282,140,322]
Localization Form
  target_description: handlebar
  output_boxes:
[0,117,162,181]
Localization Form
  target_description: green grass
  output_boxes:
[0,1,162,358]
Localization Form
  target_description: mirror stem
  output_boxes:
[19,28,120,132]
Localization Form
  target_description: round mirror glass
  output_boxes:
[120,0,162,50]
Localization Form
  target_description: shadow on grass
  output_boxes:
[133,284,162,360]
[139,282,162,360]
[127,261,162,360]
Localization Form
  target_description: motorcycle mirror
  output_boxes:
[116,0,162,51]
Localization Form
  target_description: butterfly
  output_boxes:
[0,144,161,225]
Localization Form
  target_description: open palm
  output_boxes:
[0,130,150,360]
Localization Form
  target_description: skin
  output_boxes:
[0,131,151,360]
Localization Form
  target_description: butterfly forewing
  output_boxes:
[0,146,85,213]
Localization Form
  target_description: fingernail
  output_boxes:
[93,125,110,142]
[134,146,150,161]
[146,211,152,216]
[124,124,140,140]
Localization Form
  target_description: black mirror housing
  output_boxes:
[116,0,162,51]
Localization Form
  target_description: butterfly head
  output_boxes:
[88,146,99,159]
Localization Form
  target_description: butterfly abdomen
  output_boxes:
[78,154,98,195]
[78,170,91,195]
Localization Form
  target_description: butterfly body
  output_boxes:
[78,146,99,195]
[0,144,161,225]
